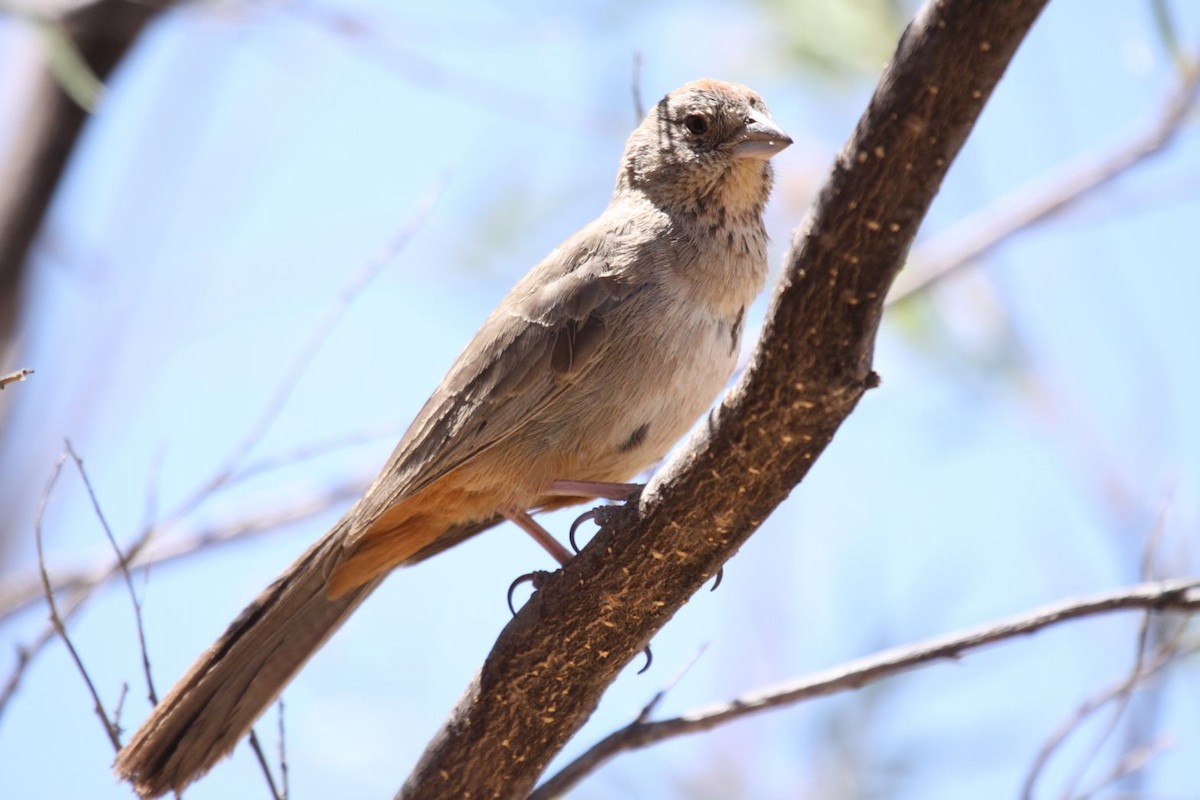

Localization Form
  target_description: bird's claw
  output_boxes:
[567,484,643,554]
[507,570,553,615]
[568,509,599,553]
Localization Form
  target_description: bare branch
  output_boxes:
[0,476,368,622]
[234,425,399,485]
[0,640,37,714]
[1022,493,1186,799]
[0,478,365,723]
[0,583,87,720]
[64,441,158,705]
[280,4,623,135]
[1073,734,1177,800]
[34,450,121,750]
[889,56,1200,303]
[161,179,446,526]
[1031,633,1192,800]
[112,682,130,734]
[534,579,1200,799]
[0,466,375,623]
[0,186,437,711]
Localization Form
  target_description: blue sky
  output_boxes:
[1,1,1198,798]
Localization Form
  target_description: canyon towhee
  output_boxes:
[115,78,790,797]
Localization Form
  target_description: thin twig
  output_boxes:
[113,682,129,733]
[889,57,1200,304]
[0,476,368,624]
[1058,547,1164,799]
[0,479,366,723]
[531,579,1200,799]
[34,16,105,110]
[34,451,122,750]
[233,424,398,485]
[1022,645,1176,800]
[282,3,622,136]
[0,422,393,621]
[278,699,290,800]
[631,52,644,121]
[2,191,438,746]
[0,584,93,720]
[0,190,439,707]
[1023,495,1180,799]
[65,440,158,705]
[1074,734,1178,800]
[1,502,172,719]
[140,446,166,559]
[247,728,284,800]
[154,178,447,529]
[0,367,33,389]
[1060,500,1179,798]
[0,642,36,714]
[636,644,709,726]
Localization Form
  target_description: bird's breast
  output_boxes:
[563,294,745,483]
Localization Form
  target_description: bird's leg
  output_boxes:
[502,508,568,615]
[502,507,574,565]
[543,479,642,501]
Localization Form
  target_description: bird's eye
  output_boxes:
[683,114,709,135]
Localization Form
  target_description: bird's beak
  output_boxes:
[732,113,792,160]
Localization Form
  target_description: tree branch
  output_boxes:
[535,578,1200,798]
[398,1,1051,797]
[890,56,1200,303]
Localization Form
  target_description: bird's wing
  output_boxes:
[356,221,646,517]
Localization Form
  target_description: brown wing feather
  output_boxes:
[341,222,642,548]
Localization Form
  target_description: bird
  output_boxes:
[115,78,791,797]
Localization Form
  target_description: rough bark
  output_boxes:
[399,0,1050,797]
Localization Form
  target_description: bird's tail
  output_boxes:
[114,517,379,798]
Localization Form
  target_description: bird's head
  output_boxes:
[617,79,791,216]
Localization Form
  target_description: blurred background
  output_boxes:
[1,1,1198,798]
